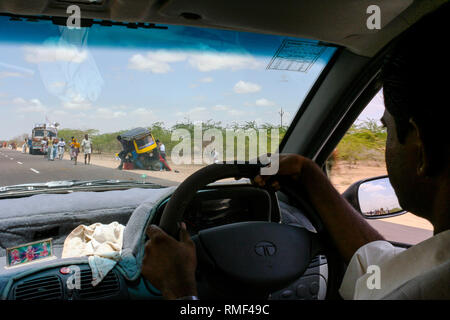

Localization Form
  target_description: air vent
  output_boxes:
[78,269,120,299]
[15,275,63,300]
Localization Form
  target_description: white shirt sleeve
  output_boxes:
[339,241,405,300]
[339,230,450,300]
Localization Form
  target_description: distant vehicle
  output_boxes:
[118,127,171,171]
[28,123,59,155]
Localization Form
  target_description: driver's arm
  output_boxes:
[254,154,384,264]
[142,222,198,300]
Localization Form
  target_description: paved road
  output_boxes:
[0,148,177,187]
[367,219,432,245]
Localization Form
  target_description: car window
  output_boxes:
[327,89,433,245]
[0,15,337,189]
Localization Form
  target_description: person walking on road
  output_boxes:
[70,137,80,165]
[51,139,58,161]
[57,138,66,160]
[81,134,93,165]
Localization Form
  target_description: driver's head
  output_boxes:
[381,3,449,231]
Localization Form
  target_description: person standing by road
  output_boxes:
[157,139,167,161]
[81,134,93,165]
[210,148,219,164]
[41,137,48,158]
[48,138,55,161]
[22,138,27,153]
[57,138,66,160]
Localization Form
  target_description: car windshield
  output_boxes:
[33,130,44,137]
[0,14,337,188]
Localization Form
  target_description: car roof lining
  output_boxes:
[0,0,446,57]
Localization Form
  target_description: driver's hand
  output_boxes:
[142,222,198,299]
[253,154,312,190]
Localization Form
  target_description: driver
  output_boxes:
[141,3,449,300]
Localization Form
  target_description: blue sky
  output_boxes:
[0,19,340,140]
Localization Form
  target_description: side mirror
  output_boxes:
[342,175,406,219]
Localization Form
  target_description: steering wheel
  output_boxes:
[159,163,329,299]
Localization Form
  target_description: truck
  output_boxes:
[28,123,59,155]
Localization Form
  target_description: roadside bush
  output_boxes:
[57,121,287,160]
[336,120,386,165]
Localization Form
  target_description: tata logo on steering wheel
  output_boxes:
[254,241,277,256]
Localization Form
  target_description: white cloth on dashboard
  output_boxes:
[339,230,450,299]
[62,222,125,286]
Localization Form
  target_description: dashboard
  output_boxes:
[1,185,329,300]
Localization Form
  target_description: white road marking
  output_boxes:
[10,158,14,160]
[17,161,23,165]
[30,168,40,174]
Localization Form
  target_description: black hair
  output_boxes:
[381,3,449,164]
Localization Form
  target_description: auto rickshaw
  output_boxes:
[118,127,171,171]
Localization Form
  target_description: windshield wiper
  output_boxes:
[0,179,163,196]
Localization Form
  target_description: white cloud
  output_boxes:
[24,46,88,64]
[62,93,92,111]
[128,50,187,74]
[255,98,276,107]
[233,81,261,94]
[13,98,48,113]
[360,183,386,193]
[188,53,262,72]
[12,97,26,104]
[199,77,213,83]
[129,50,263,74]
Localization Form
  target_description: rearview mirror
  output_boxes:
[343,175,405,219]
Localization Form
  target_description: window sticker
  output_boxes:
[5,238,55,268]
[267,40,326,73]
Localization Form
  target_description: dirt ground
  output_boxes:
[73,153,433,231]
